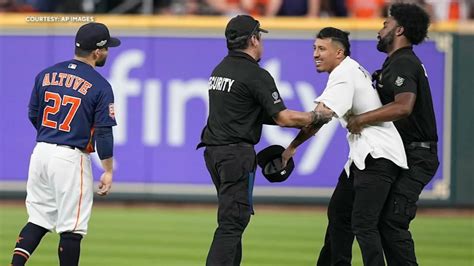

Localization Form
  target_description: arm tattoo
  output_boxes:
[310,110,333,128]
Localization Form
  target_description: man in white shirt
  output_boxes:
[282,27,408,266]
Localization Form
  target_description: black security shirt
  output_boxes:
[375,47,438,143]
[200,51,286,145]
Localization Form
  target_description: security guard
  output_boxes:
[347,3,439,265]
[199,15,332,266]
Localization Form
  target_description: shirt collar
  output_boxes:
[391,46,413,57]
[331,56,351,72]
[385,46,413,65]
[387,46,413,61]
[341,56,351,65]
[227,50,259,65]
[71,58,94,69]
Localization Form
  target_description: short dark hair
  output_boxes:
[74,47,93,57]
[316,27,351,56]
[389,3,430,45]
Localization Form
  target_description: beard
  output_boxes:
[96,56,107,67]
[377,28,396,53]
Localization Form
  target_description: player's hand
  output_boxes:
[282,146,296,167]
[347,115,364,134]
[98,171,113,196]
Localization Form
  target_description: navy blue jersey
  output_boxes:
[28,59,117,151]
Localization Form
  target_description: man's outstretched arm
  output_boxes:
[273,102,334,129]
[282,103,335,165]
[347,92,416,134]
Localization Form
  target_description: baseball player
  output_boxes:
[198,15,332,266]
[10,22,120,266]
[281,27,408,265]
[347,3,439,265]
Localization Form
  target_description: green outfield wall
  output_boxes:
[451,33,474,206]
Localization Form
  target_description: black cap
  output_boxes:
[225,15,268,42]
[75,22,121,50]
[257,145,295,183]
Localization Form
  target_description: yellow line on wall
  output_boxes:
[0,13,470,33]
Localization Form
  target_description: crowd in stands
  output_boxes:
[1,0,473,21]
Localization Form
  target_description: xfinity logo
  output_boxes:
[106,51,340,175]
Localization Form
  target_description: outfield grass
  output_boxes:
[1,204,473,265]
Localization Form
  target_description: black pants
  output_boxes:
[317,155,400,266]
[204,145,256,266]
[317,147,439,266]
[379,146,439,266]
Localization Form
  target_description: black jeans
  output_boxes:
[379,146,439,266]
[204,145,256,266]
[317,155,400,266]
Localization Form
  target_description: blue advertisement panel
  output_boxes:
[0,34,446,196]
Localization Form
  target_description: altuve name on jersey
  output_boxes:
[209,76,235,93]
[42,72,92,96]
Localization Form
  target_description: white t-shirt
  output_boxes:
[315,56,408,175]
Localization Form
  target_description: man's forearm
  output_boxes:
[275,109,332,128]
[100,158,113,173]
[28,109,38,129]
[96,126,114,160]
[276,110,313,128]
[358,102,411,125]
[289,125,320,149]
[310,110,332,127]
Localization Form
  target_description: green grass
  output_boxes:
[1,204,473,266]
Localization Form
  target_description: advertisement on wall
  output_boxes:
[0,33,450,199]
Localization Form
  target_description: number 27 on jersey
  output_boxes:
[42,91,81,132]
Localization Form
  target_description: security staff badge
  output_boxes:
[395,76,405,87]
[272,91,281,104]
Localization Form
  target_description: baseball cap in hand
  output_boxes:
[75,22,121,50]
[225,15,268,42]
[257,145,295,183]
